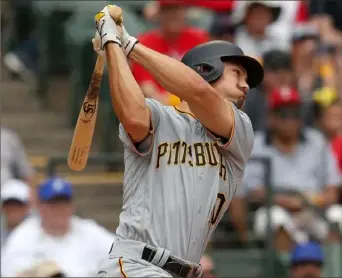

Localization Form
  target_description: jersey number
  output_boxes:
[210,193,227,225]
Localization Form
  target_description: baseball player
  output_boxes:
[93,5,264,278]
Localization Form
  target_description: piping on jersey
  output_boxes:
[119,257,127,278]
[174,103,237,149]
[173,106,196,119]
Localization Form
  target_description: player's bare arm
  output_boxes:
[94,6,150,143]
[105,44,151,142]
[94,7,263,142]
[130,43,235,140]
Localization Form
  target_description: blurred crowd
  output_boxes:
[1,0,342,277]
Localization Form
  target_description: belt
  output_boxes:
[142,245,200,278]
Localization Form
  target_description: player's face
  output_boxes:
[211,61,249,109]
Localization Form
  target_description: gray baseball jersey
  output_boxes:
[116,98,254,263]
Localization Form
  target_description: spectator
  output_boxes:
[16,261,65,277]
[1,178,115,277]
[289,241,324,278]
[1,179,31,246]
[244,50,294,131]
[232,1,285,60]
[244,87,342,252]
[267,1,309,50]
[313,89,342,206]
[313,88,342,152]
[209,14,236,42]
[291,24,321,98]
[131,0,209,105]
[308,0,342,45]
[1,127,34,185]
[143,0,236,22]
[200,254,217,278]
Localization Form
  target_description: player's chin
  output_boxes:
[232,97,245,109]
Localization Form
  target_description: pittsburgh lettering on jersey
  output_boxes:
[156,141,227,181]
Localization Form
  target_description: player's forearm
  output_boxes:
[105,43,150,140]
[130,43,210,103]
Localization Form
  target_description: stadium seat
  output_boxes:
[210,249,264,277]
[187,7,214,31]
[32,2,75,100]
[322,243,342,277]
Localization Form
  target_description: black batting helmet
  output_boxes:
[181,40,264,88]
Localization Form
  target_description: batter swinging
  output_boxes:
[93,4,264,278]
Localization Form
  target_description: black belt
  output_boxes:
[142,245,199,278]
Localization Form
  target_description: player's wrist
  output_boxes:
[101,34,122,49]
[122,36,138,58]
[121,26,138,58]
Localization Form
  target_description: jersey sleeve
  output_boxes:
[119,98,164,156]
[207,103,254,177]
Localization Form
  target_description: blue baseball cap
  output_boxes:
[38,178,73,201]
[291,241,324,265]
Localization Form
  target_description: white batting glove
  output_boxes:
[120,25,139,58]
[92,32,105,57]
[94,6,121,50]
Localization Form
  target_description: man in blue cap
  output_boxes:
[1,177,115,277]
[290,241,324,278]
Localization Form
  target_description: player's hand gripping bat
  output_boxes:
[67,5,123,171]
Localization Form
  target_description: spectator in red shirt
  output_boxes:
[132,0,209,105]
[313,89,342,174]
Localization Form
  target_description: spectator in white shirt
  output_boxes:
[232,1,286,61]
[1,127,34,185]
[1,179,31,246]
[1,177,116,277]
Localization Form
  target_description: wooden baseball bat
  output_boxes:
[67,55,104,171]
[67,5,123,171]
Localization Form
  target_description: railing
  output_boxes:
[46,153,124,176]
[249,157,275,276]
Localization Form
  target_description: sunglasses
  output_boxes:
[273,107,302,119]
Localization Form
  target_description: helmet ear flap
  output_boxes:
[192,59,224,83]
[194,63,214,74]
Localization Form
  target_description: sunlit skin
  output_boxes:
[178,61,250,114]
[210,61,249,109]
